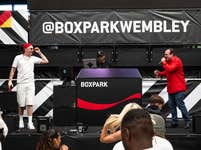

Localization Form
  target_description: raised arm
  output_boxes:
[162,61,179,73]
[34,47,49,64]
[100,115,121,143]
[100,127,121,143]
[159,70,166,77]
[154,69,166,78]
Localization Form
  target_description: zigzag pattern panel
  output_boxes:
[0,11,28,45]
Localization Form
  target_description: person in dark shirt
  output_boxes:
[146,94,165,117]
[96,50,110,68]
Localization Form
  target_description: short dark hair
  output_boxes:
[47,129,60,139]
[121,109,154,147]
[166,48,174,55]
[149,94,164,105]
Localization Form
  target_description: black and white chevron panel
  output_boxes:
[0,79,62,117]
[0,11,29,45]
[0,79,201,117]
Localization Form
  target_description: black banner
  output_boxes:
[30,9,201,45]
[28,0,201,10]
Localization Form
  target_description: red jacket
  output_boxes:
[159,56,186,94]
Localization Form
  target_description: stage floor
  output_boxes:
[2,123,201,150]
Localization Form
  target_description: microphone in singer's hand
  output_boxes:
[158,57,166,64]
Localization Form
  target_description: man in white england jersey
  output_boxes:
[8,43,49,130]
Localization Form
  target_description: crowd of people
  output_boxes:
[99,100,173,150]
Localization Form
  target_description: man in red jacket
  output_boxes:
[154,48,190,129]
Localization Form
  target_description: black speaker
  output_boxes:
[53,86,76,126]
[53,108,76,126]
[0,92,18,114]
[53,86,76,108]
[37,116,52,133]
[192,115,201,134]
[3,114,18,133]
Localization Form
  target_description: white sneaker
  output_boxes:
[27,122,35,130]
[19,120,24,128]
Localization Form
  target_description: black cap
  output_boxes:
[97,50,105,57]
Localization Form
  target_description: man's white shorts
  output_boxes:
[17,82,35,107]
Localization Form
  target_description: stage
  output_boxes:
[2,121,201,150]
[1,0,201,149]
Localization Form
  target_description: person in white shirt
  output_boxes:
[113,136,173,150]
[8,43,49,130]
[0,112,8,150]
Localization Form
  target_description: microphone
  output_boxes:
[158,57,166,64]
